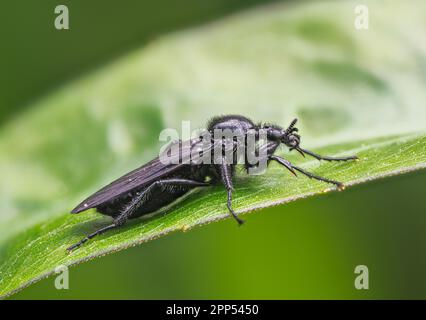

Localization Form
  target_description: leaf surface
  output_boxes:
[1,0,425,297]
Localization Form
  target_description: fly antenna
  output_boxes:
[285,118,298,134]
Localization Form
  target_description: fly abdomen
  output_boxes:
[96,184,191,219]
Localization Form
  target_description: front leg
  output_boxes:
[270,155,344,189]
[296,146,358,162]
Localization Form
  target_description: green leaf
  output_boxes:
[1,0,425,298]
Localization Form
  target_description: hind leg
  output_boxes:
[67,179,210,252]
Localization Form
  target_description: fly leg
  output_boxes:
[296,147,358,162]
[66,223,120,252]
[219,162,244,225]
[270,155,344,189]
[67,179,210,252]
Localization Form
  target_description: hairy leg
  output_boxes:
[67,179,210,252]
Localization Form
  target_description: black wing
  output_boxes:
[71,138,217,213]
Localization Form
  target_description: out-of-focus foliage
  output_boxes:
[0,0,275,123]
[0,0,425,298]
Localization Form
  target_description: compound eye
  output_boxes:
[288,135,300,147]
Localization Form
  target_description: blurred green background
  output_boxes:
[1,0,426,299]
[0,0,275,124]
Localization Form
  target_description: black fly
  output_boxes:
[67,115,357,251]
